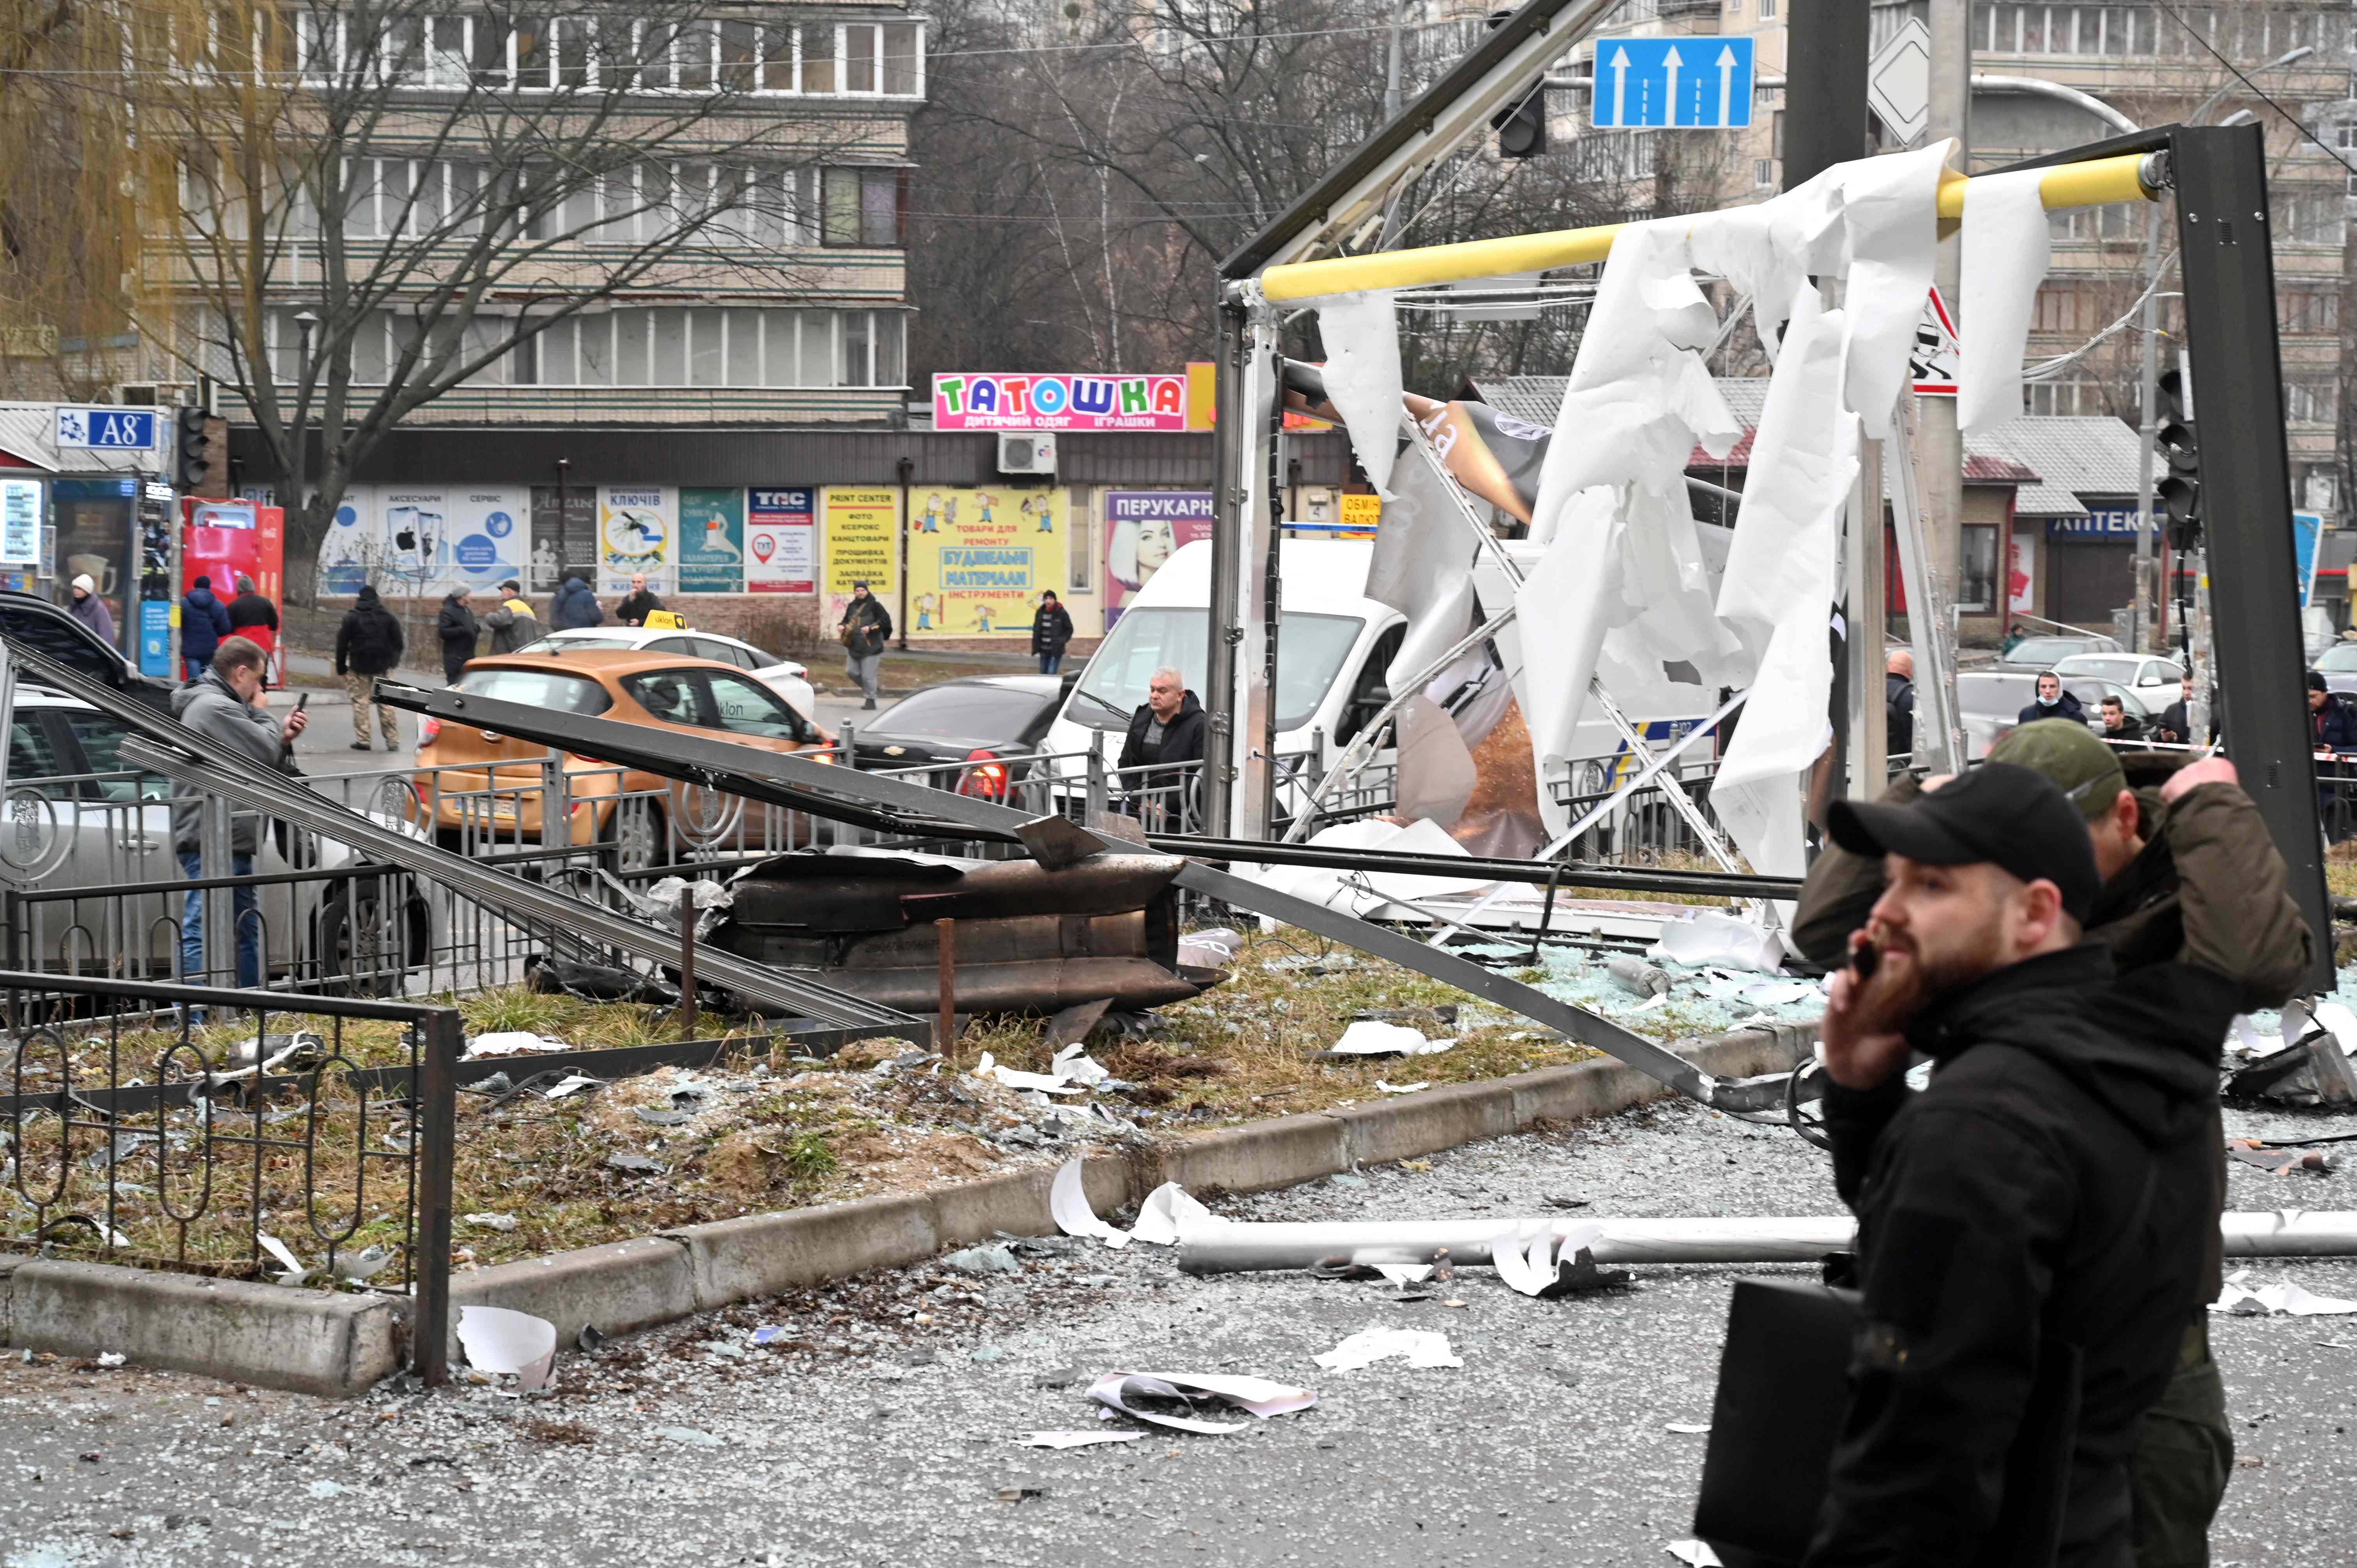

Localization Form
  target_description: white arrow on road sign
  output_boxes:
[1718,46,1737,127]
[1663,45,1682,126]
[1609,46,1630,127]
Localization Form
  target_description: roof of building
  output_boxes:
[1459,376,2149,521]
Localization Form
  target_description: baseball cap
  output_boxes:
[1827,761,2101,922]
[1988,718,2128,823]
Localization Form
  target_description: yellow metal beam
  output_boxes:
[1258,151,2156,303]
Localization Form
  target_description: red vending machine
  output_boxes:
[181,499,287,678]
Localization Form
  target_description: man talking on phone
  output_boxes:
[1807,764,2239,1568]
[170,637,307,989]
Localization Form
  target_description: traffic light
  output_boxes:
[1484,11,1546,158]
[175,405,214,493]
[2153,367,2200,551]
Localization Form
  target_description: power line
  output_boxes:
[2152,2,2357,177]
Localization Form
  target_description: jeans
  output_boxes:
[1038,652,1064,675]
[845,652,882,701]
[179,849,260,989]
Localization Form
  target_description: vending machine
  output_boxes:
[180,498,286,673]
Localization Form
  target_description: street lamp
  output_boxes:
[554,457,571,587]
[292,309,320,524]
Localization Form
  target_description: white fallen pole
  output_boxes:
[1175,1211,2357,1274]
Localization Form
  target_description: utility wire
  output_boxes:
[2153,1,2357,177]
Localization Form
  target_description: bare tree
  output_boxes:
[134,0,879,592]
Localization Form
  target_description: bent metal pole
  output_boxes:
[1173,1209,2357,1273]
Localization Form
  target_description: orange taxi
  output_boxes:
[412,650,835,865]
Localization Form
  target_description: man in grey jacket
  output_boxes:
[173,638,306,988]
[484,579,541,654]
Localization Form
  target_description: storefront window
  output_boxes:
[1959,523,1999,611]
[51,478,137,652]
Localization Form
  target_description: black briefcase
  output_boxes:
[1693,1277,2080,1568]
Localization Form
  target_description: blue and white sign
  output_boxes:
[2047,505,2145,541]
[54,406,159,452]
[1591,37,1753,129]
[2295,509,2322,607]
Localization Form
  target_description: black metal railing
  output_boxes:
[0,970,460,1383]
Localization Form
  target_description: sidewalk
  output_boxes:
[270,650,446,703]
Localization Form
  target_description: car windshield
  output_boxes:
[871,685,1054,744]
[1069,608,1364,733]
[453,667,615,715]
[622,669,812,742]
[57,710,167,800]
[525,634,639,652]
[2319,644,2357,673]
[1958,677,2032,717]
[2008,636,2097,665]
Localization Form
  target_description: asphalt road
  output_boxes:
[3,1096,2350,1567]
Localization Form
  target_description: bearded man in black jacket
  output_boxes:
[1805,763,2243,1568]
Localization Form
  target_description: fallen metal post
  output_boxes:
[937,916,956,1049]
[412,1009,462,1384]
[1174,1210,2357,1273]
[678,897,698,1040]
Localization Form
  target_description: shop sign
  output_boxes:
[934,373,1188,431]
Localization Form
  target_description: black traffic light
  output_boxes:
[1484,11,1546,158]
[2152,368,2200,550]
[175,405,213,493]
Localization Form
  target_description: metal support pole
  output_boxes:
[1085,745,1108,821]
[2170,124,2333,991]
[412,1008,461,1386]
[936,917,956,1049]
[1916,0,1971,650]
[2132,201,2165,651]
[677,897,697,1039]
[1885,396,1968,773]
[541,753,571,852]
[200,793,234,986]
[1203,298,1247,839]
[1845,437,1888,793]
[1234,311,1281,841]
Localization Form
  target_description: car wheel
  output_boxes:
[606,796,666,874]
[316,880,417,996]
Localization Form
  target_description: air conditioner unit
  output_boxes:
[114,383,160,406]
[998,432,1057,475]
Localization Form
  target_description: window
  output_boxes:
[1069,609,1366,733]
[451,667,614,714]
[2280,288,2339,335]
[845,23,875,92]
[822,167,901,247]
[842,311,871,387]
[883,24,921,95]
[1959,524,1998,611]
[1756,0,1774,16]
[2286,380,2339,425]
[707,673,813,741]
[8,717,66,799]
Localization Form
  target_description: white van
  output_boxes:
[1044,539,1406,783]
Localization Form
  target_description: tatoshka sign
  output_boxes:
[934,373,1189,431]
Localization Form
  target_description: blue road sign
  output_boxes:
[53,406,159,451]
[1591,36,1754,129]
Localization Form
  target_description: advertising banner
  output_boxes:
[822,487,898,626]
[678,487,747,594]
[906,487,1065,639]
[933,372,1189,432]
[1103,489,1214,630]
[0,479,43,565]
[598,485,673,595]
[528,486,597,592]
[747,488,816,594]
[445,488,529,592]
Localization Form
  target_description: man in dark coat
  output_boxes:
[615,572,664,627]
[551,574,604,630]
[225,575,280,679]
[2307,669,2357,752]
[436,587,480,682]
[1884,649,1916,761]
[1807,763,2242,1568]
[837,581,892,709]
[2154,674,2194,745]
[334,584,406,751]
[1031,590,1075,675]
[1116,665,1207,829]
[2016,669,2087,729]
[179,575,232,680]
[1792,721,2312,1568]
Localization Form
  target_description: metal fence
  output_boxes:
[0,969,459,1382]
[1546,752,1730,865]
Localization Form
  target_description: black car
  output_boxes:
[0,590,176,712]
[850,674,1067,800]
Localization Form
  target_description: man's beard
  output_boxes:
[1886,920,2009,1008]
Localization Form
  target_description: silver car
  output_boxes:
[2051,652,2184,693]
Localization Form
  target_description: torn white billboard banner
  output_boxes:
[1307,290,1405,495]
[455,1304,558,1391]
[1049,1156,1131,1248]
[1086,1371,1317,1433]
[1958,167,2053,434]
[1827,140,1952,439]
[1366,440,1479,694]
[1313,1327,1463,1371]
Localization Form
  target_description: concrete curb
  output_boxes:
[0,1022,1814,1393]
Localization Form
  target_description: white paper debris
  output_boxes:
[1958,167,2053,434]
[1666,1421,1713,1434]
[1313,1327,1463,1372]
[455,1303,559,1391]
[975,1051,1085,1095]
[1128,1182,1214,1247]
[1176,927,1244,969]
[463,1212,520,1232]
[1666,1540,1726,1566]
[2212,1269,2357,1317]
[1375,1264,1435,1285]
[1327,1021,1453,1057]
[95,1352,125,1368]
[1650,910,1788,973]
[1309,290,1405,494]
[1050,1043,1110,1087]
[1375,1080,1431,1095]
[1049,1156,1130,1248]
[256,1232,311,1285]
[463,1031,571,1059]
[1015,1430,1147,1449]
[544,1074,601,1099]
[1086,1370,1317,1434]
[2308,999,2357,1056]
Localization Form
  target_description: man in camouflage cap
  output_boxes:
[1792,718,2313,1568]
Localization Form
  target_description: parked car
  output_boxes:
[1993,632,2124,672]
[0,590,177,712]
[415,650,836,865]
[0,687,435,984]
[2051,652,2183,692]
[850,674,1069,800]
[514,626,816,722]
[2316,642,2357,696]
[1956,670,2161,759]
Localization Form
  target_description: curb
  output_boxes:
[0,1022,1813,1393]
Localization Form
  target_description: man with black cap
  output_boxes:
[837,580,892,710]
[1808,764,2239,1568]
[1794,720,2311,1568]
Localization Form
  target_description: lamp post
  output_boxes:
[292,310,319,525]
[895,454,912,651]
[553,457,571,589]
